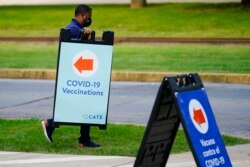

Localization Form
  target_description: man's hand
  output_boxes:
[83,28,92,36]
[81,28,93,40]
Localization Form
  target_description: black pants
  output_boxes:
[79,124,90,142]
[48,119,90,143]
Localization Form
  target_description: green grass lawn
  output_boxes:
[0,42,249,73]
[0,119,249,156]
[0,3,250,37]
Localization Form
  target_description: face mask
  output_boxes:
[83,18,92,27]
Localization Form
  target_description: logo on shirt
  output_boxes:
[72,50,98,77]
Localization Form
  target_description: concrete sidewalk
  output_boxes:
[0,144,249,167]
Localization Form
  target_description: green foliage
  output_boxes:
[0,119,144,156]
[0,119,249,156]
[0,42,249,73]
[113,44,250,73]
[0,3,249,37]
[0,42,57,69]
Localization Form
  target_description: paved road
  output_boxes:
[0,79,249,138]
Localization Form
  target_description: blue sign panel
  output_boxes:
[175,89,232,167]
[53,42,113,125]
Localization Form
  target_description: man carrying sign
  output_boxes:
[41,4,100,148]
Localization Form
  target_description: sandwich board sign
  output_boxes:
[134,73,232,167]
[52,29,114,128]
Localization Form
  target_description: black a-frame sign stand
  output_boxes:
[134,73,232,167]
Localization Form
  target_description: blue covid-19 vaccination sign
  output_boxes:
[53,42,113,125]
[175,89,232,167]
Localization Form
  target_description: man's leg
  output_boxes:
[78,125,100,148]
[41,119,55,143]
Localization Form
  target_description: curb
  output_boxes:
[0,69,249,84]
[1,37,250,44]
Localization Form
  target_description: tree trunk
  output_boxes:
[242,0,250,6]
[131,0,147,8]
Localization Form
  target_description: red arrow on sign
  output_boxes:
[193,108,206,126]
[74,56,93,73]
